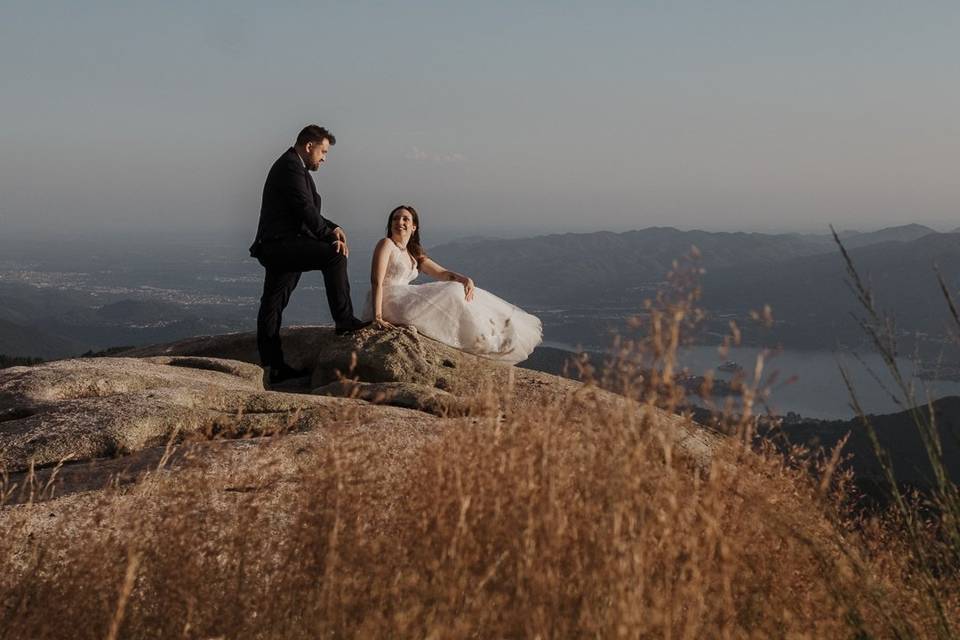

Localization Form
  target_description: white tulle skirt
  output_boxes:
[363,282,542,364]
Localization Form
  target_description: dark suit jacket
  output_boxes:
[249,147,340,257]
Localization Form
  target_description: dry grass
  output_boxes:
[2,394,957,638]
[1,253,959,638]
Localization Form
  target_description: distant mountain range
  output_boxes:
[701,230,960,346]
[0,288,245,358]
[428,224,957,350]
[1,223,955,358]
[426,224,942,307]
[428,227,835,306]
[833,223,936,248]
[34,299,239,351]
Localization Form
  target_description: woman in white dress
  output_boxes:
[365,205,542,364]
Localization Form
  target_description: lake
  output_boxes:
[543,341,960,420]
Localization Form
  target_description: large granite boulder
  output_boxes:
[1,327,720,503]
[122,327,719,458]
[122,325,517,393]
[0,355,417,474]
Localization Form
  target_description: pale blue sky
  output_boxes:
[2,1,958,239]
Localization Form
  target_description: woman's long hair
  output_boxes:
[386,205,427,264]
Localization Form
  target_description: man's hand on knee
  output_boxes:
[332,240,349,258]
[331,227,349,257]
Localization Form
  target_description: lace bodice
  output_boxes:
[383,241,419,285]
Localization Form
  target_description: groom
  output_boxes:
[249,124,369,383]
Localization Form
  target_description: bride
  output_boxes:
[364,205,542,364]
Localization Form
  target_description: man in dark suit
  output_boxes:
[250,124,370,383]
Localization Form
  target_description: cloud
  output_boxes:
[404,146,466,164]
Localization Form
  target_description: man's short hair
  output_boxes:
[296,125,336,147]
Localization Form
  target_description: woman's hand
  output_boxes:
[374,316,395,330]
[459,276,475,301]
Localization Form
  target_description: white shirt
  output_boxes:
[294,148,307,170]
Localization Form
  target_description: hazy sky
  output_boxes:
[2,1,959,240]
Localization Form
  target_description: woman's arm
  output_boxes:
[419,257,475,301]
[370,239,395,327]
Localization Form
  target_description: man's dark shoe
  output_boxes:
[268,363,310,384]
[335,319,373,336]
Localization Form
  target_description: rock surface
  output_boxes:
[0,355,414,474]
[123,325,522,394]
[312,380,471,416]
[1,326,719,502]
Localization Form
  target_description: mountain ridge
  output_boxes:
[2,224,956,358]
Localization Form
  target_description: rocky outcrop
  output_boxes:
[123,327,719,456]
[0,355,412,473]
[123,325,520,395]
[1,327,719,502]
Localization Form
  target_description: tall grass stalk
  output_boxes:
[833,226,960,638]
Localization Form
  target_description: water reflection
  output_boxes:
[541,341,960,420]
[678,346,960,420]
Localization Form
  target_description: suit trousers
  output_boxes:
[255,236,355,367]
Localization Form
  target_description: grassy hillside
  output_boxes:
[3,295,960,638]
[2,378,958,637]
